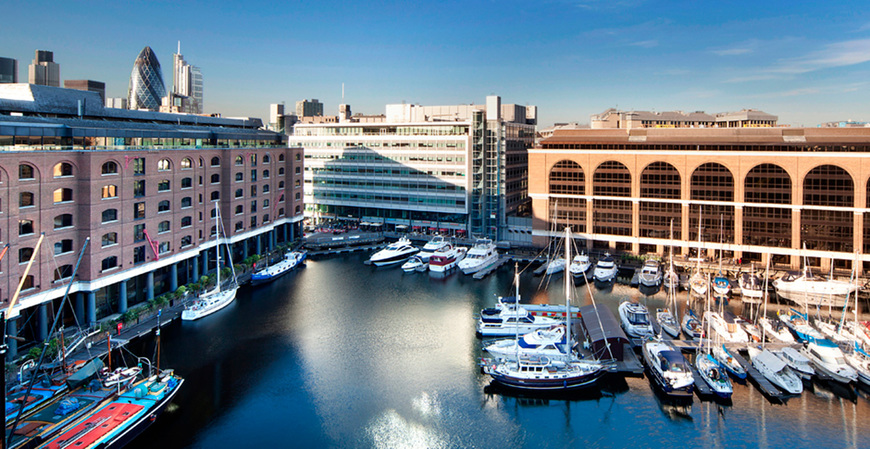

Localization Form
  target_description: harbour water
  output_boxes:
[130,252,869,448]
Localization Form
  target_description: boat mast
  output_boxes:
[762,253,770,344]
[215,202,221,291]
[513,263,520,361]
[564,227,572,356]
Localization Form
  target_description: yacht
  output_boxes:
[643,340,694,398]
[758,316,796,343]
[592,253,618,283]
[427,245,467,273]
[778,308,824,343]
[484,324,570,361]
[703,311,749,343]
[844,344,870,388]
[569,253,592,281]
[417,235,450,262]
[458,238,499,275]
[656,308,680,339]
[747,345,803,395]
[712,273,731,298]
[638,259,663,287]
[663,267,680,292]
[689,271,708,297]
[476,305,562,338]
[401,256,426,272]
[183,204,238,321]
[368,237,419,266]
[681,309,703,340]
[713,344,747,379]
[545,257,566,275]
[483,355,606,391]
[801,339,858,384]
[738,271,764,304]
[775,346,815,380]
[618,301,655,339]
[773,269,856,308]
[695,352,733,399]
[251,250,306,285]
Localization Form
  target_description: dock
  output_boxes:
[473,256,511,279]
[689,364,715,397]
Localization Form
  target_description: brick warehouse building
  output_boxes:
[530,127,870,275]
[0,84,304,358]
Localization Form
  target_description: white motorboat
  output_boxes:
[401,256,426,272]
[251,250,306,285]
[592,253,618,283]
[773,269,856,308]
[642,340,694,398]
[428,245,467,273]
[695,352,732,399]
[690,271,708,297]
[801,339,858,384]
[758,316,796,343]
[484,324,569,361]
[638,259,663,287]
[738,271,764,304]
[844,344,870,388]
[183,204,238,321]
[545,257,566,275]
[368,237,419,266]
[814,318,850,344]
[458,238,499,274]
[618,301,655,339]
[569,253,592,281]
[747,345,803,395]
[477,305,561,338]
[775,346,815,380]
[417,235,450,262]
[704,311,748,343]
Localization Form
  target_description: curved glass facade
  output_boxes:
[127,46,165,111]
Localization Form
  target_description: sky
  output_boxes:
[4,0,870,127]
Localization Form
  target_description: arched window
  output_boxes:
[181,177,192,188]
[235,204,243,214]
[180,157,193,169]
[263,154,271,163]
[158,180,171,191]
[181,235,192,247]
[210,208,217,218]
[101,232,118,247]
[802,165,854,253]
[210,225,217,237]
[101,161,118,175]
[19,164,35,180]
[210,191,220,201]
[295,192,301,200]
[19,191,34,208]
[235,188,243,198]
[54,239,73,255]
[53,162,73,177]
[54,214,73,229]
[158,220,171,233]
[235,155,244,165]
[211,156,220,166]
[54,264,74,282]
[101,209,118,223]
[295,205,301,214]
[181,216,192,227]
[19,247,34,263]
[53,188,73,203]
[638,162,681,239]
[263,170,270,179]
[101,256,118,271]
[278,208,284,216]
[278,167,285,175]
[211,173,220,183]
[157,159,171,171]
[235,222,243,231]
[235,172,243,181]
[690,162,735,243]
[101,185,118,199]
[20,275,35,290]
[295,153,301,161]
[591,161,631,236]
[181,197,192,208]
[19,219,34,235]
[263,214,270,223]
[278,154,285,162]
[158,200,171,212]
[279,181,285,189]
[263,184,270,193]
[744,163,792,248]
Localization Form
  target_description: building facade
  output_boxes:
[591,108,778,129]
[64,79,106,102]
[27,50,60,87]
[530,127,870,274]
[0,57,17,84]
[0,84,304,358]
[172,43,203,114]
[295,99,323,117]
[127,46,165,111]
[290,96,535,241]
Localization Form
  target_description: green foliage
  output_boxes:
[121,309,137,323]
[175,285,187,297]
[220,267,232,279]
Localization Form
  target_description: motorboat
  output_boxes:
[100,366,142,388]
[681,309,703,340]
[738,271,764,304]
[477,305,562,338]
[642,340,694,398]
[843,320,870,348]
[251,250,306,285]
[711,344,747,380]
[569,253,592,281]
[747,345,803,395]
[618,301,655,339]
[758,316,796,343]
[592,253,618,283]
[417,235,450,262]
[183,204,238,321]
[778,308,824,343]
[401,256,426,272]
[814,318,850,344]
[484,325,570,361]
[695,352,733,399]
[545,257,566,275]
[704,311,748,343]
[775,346,815,380]
[773,269,856,308]
[480,296,581,321]
[656,308,680,339]
[458,238,499,275]
[801,339,858,384]
[844,343,870,388]
[638,259,663,287]
[483,355,606,391]
[428,245,467,273]
[368,237,419,266]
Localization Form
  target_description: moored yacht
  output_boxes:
[592,253,618,283]
[483,355,606,391]
[458,238,499,274]
[778,308,824,343]
[704,311,749,343]
[251,250,306,285]
[656,308,680,339]
[773,268,856,308]
[758,316,796,343]
[638,259,663,287]
[747,345,803,395]
[428,244,467,273]
[183,204,238,321]
[775,346,815,380]
[643,340,694,398]
[417,235,450,262]
[681,309,703,340]
[695,352,733,399]
[544,257,566,275]
[801,339,858,384]
[618,301,655,338]
[738,271,764,304]
[569,253,592,281]
[484,324,570,361]
[401,255,426,272]
[477,305,562,338]
[368,236,419,266]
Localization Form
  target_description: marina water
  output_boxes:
[129,252,869,448]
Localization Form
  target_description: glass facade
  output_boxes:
[128,46,166,111]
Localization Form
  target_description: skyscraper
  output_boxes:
[172,42,203,114]
[127,46,165,111]
[296,99,323,117]
[28,50,59,86]
[0,57,17,83]
[64,80,106,102]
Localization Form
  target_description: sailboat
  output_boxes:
[681,308,703,340]
[483,227,607,391]
[689,206,708,297]
[757,256,796,343]
[656,220,680,339]
[544,200,565,275]
[738,264,764,304]
[695,293,733,398]
[843,258,870,387]
[711,214,731,300]
[182,203,238,321]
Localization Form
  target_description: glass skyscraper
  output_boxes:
[127,46,165,111]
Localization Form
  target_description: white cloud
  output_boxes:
[771,38,870,74]
[628,39,658,48]
[713,48,752,56]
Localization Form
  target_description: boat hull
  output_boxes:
[182,288,237,321]
[101,378,184,449]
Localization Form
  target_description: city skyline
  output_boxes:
[3,0,870,126]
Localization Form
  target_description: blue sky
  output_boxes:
[4,0,870,126]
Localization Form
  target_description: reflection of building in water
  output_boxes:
[530,126,870,274]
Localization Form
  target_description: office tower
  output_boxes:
[127,46,165,111]
[295,99,323,117]
[0,57,18,83]
[28,50,60,86]
[172,42,203,114]
[64,80,106,102]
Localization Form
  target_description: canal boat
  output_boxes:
[182,204,238,321]
[642,340,694,398]
[618,301,654,339]
[747,345,803,395]
[592,253,618,283]
[569,253,592,281]
[681,309,703,340]
[251,250,306,285]
[638,260,663,287]
[775,346,815,380]
[368,237,419,266]
[801,339,857,384]
[417,235,450,262]
[458,238,498,275]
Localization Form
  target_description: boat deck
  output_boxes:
[688,363,715,397]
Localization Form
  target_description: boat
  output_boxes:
[759,316,796,343]
[814,318,850,344]
[458,238,499,275]
[656,308,680,339]
[368,236,419,266]
[689,206,708,297]
[618,301,655,339]
[182,204,238,321]
[484,324,569,361]
[417,235,450,262]
[656,222,680,339]
[738,270,764,304]
[250,250,306,285]
[801,339,858,384]
[735,314,763,343]
[713,344,747,380]
[592,253,618,283]
[642,340,694,398]
[428,244,467,273]
[747,345,803,395]
[778,308,824,343]
[544,257,566,275]
[695,352,733,399]
[681,309,703,340]
[477,304,562,338]
[844,343,870,388]
[100,366,142,388]
[775,346,815,380]
[569,253,592,281]
[704,311,748,343]
[638,259,663,287]
[773,268,856,308]
[479,296,581,321]
[711,215,731,298]
[401,255,426,272]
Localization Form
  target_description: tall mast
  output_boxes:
[215,202,221,290]
[565,227,572,355]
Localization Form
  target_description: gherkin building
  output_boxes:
[127,46,165,110]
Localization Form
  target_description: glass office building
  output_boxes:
[127,46,166,111]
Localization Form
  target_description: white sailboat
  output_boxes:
[689,206,708,297]
[695,295,733,398]
[758,255,796,343]
[182,203,238,321]
[656,221,680,339]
